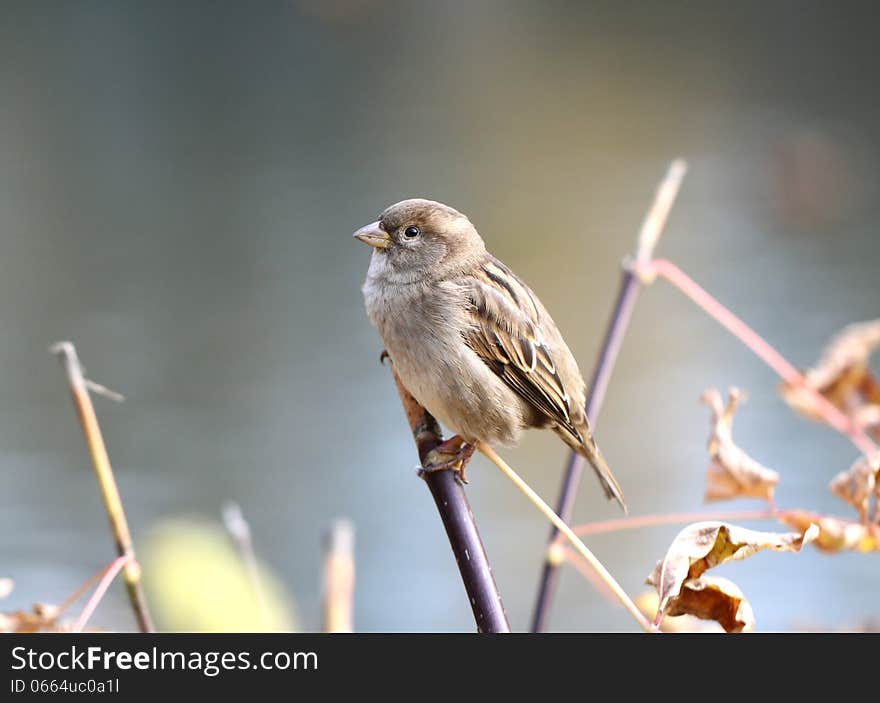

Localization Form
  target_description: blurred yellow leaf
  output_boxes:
[646,521,817,630]
[701,388,779,503]
[141,518,296,632]
[780,319,880,440]
[780,510,880,553]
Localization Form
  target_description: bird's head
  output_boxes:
[354,199,486,283]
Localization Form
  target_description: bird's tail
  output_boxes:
[556,425,626,512]
[578,438,627,513]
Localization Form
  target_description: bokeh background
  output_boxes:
[1,0,878,632]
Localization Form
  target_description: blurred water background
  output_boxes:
[1,0,878,632]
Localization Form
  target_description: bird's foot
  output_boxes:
[420,435,475,484]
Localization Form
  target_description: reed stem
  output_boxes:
[52,341,154,633]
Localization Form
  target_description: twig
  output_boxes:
[222,502,269,630]
[388,365,510,633]
[637,259,878,457]
[84,379,125,403]
[55,561,123,617]
[321,519,355,633]
[570,508,778,538]
[72,556,131,633]
[531,159,688,632]
[479,443,653,632]
[635,160,689,263]
[51,341,155,633]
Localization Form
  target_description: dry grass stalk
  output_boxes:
[51,341,154,633]
[321,519,355,633]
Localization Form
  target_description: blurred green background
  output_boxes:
[1,0,878,632]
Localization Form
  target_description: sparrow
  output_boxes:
[354,198,625,510]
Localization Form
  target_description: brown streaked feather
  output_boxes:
[464,257,576,436]
[462,256,626,510]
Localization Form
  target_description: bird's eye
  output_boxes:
[403,225,420,239]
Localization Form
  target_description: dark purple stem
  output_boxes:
[530,267,641,632]
[530,158,686,632]
[390,366,510,633]
[422,470,510,632]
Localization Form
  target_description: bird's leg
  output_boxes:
[421,435,476,484]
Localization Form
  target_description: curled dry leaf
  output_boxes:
[0,580,72,633]
[645,575,755,634]
[0,602,66,634]
[854,405,880,433]
[829,454,879,523]
[873,479,880,525]
[646,521,817,631]
[780,319,880,439]
[780,510,880,553]
[634,591,724,633]
[701,388,779,503]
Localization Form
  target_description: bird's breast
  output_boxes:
[362,275,526,444]
[363,276,465,363]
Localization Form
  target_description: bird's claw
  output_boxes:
[420,436,475,484]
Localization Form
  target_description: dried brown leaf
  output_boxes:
[854,405,880,436]
[701,388,779,503]
[780,510,880,553]
[646,521,817,629]
[634,591,724,633]
[0,602,66,634]
[661,576,754,633]
[874,477,880,526]
[780,319,880,439]
[829,454,879,523]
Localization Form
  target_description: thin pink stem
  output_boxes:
[56,561,118,616]
[640,259,878,457]
[571,508,777,538]
[72,556,131,633]
[569,506,874,539]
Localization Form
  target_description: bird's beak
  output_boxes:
[353,221,391,249]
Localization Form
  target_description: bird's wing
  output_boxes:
[463,256,627,510]
[462,257,581,440]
